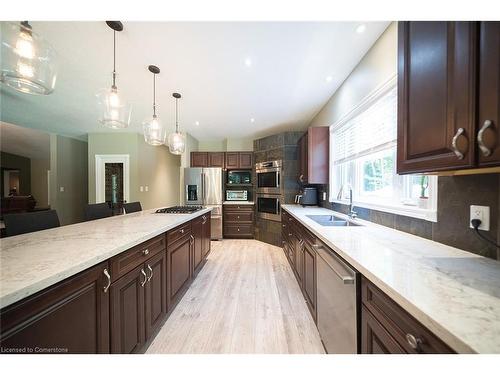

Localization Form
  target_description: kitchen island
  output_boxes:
[0,208,212,353]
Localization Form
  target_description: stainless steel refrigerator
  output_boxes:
[184,167,223,239]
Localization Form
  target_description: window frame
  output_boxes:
[329,75,438,222]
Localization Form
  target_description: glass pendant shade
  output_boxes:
[0,22,57,95]
[96,85,132,129]
[143,116,166,146]
[167,131,186,155]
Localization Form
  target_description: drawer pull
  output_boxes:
[237,228,240,232]
[146,264,153,282]
[140,268,147,287]
[142,248,149,256]
[237,215,240,219]
[282,224,286,227]
[103,268,111,293]
[405,333,422,351]
[180,229,185,234]
[288,233,292,236]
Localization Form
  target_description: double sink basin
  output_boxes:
[305,214,362,227]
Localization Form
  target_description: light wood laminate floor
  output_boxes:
[147,239,325,354]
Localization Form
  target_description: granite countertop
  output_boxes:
[282,204,500,354]
[0,207,212,309]
[223,201,254,205]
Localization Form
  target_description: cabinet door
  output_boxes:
[239,152,253,169]
[191,152,208,167]
[0,262,110,354]
[397,22,477,173]
[192,217,204,273]
[298,133,308,183]
[144,251,167,340]
[478,21,500,166]
[202,214,211,258]
[167,236,192,307]
[361,306,406,354]
[110,264,146,353]
[294,236,304,285]
[208,152,225,168]
[307,127,329,184]
[303,242,317,321]
[225,152,239,169]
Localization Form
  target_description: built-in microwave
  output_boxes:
[226,190,248,201]
[256,193,281,222]
[256,160,281,194]
[227,170,252,185]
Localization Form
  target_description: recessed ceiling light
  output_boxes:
[250,118,255,123]
[244,58,252,67]
[195,121,200,126]
[356,24,366,34]
[326,75,333,82]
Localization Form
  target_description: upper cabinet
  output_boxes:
[478,22,500,167]
[225,151,253,169]
[397,21,500,174]
[190,151,253,169]
[191,152,208,167]
[208,152,225,168]
[298,127,329,184]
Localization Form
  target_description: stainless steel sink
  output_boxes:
[306,215,361,227]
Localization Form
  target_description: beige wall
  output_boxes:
[50,134,88,225]
[198,140,226,152]
[88,133,181,209]
[30,158,50,207]
[309,22,397,127]
[198,138,253,152]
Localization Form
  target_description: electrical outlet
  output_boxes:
[145,186,149,192]
[140,186,144,192]
[470,205,490,231]
[322,192,327,201]
[59,186,64,192]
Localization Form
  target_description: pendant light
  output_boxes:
[0,21,57,95]
[167,93,186,155]
[96,21,131,129]
[143,65,166,146]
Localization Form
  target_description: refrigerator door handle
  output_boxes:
[203,172,207,204]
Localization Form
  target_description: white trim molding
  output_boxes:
[95,154,130,204]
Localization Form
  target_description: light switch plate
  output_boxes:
[145,186,149,192]
[140,186,144,192]
[59,186,64,192]
[470,205,490,231]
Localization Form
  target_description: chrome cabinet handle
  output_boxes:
[477,120,494,157]
[405,333,422,351]
[146,264,153,282]
[180,229,185,234]
[103,268,111,293]
[451,127,466,159]
[282,224,286,227]
[140,268,147,287]
[189,234,194,244]
[142,248,149,256]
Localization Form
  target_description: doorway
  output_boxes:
[95,155,130,205]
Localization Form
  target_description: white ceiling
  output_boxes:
[0,21,389,142]
[0,121,50,160]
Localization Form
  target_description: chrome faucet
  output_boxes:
[348,187,357,219]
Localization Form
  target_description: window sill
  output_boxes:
[331,199,437,222]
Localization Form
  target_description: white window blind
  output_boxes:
[332,85,397,165]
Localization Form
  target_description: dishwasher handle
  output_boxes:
[313,244,356,285]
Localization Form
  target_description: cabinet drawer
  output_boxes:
[224,224,253,238]
[361,277,454,353]
[223,204,254,212]
[167,221,192,245]
[110,235,165,282]
[224,211,254,223]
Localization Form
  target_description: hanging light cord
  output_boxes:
[112,30,117,89]
[153,73,156,117]
[175,98,179,133]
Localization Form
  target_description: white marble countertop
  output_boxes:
[0,207,212,310]
[223,201,254,205]
[282,204,500,354]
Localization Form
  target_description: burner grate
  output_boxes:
[155,206,203,214]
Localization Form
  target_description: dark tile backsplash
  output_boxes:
[326,174,500,260]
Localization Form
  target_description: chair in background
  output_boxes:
[3,210,60,237]
[84,203,112,221]
[123,201,142,214]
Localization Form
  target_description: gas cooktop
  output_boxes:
[155,206,203,214]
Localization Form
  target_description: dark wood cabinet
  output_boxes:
[0,262,110,354]
[293,233,304,285]
[192,216,204,274]
[110,263,146,354]
[302,242,317,321]
[190,152,208,167]
[361,277,454,354]
[298,127,329,184]
[202,213,211,258]
[167,234,193,308]
[225,152,239,169]
[144,250,167,340]
[208,152,225,168]
[478,21,500,167]
[397,21,477,174]
[239,152,253,168]
[223,204,254,238]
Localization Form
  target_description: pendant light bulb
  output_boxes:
[167,93,186,155]
[1,21,57,95]
[96,21,131,129]
[143,65,166,146]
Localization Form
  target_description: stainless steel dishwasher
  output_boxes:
[315,243,358,353]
